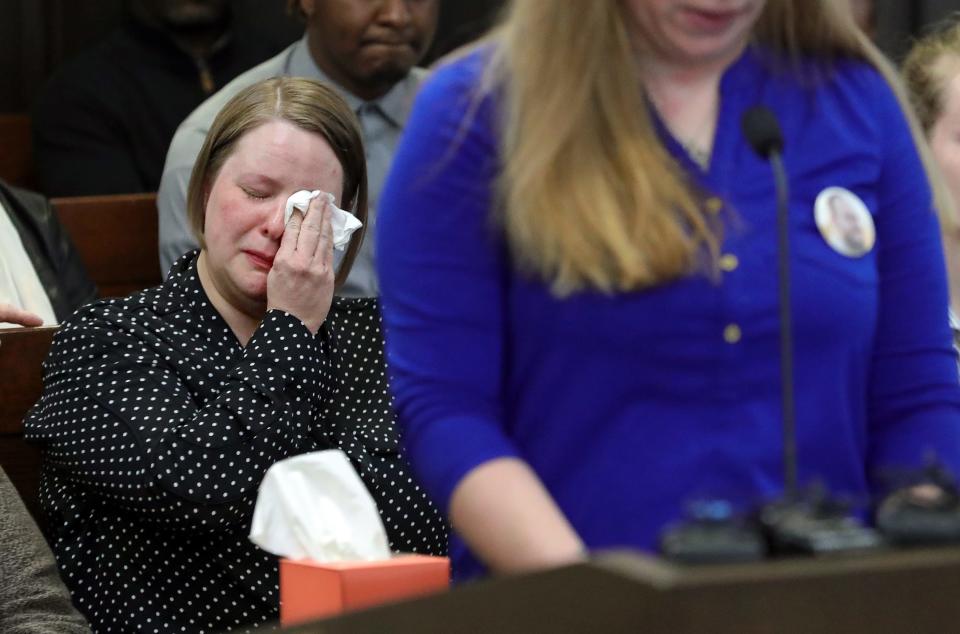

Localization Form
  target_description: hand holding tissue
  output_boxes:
[284,190,363,251]
[249,450,449,625]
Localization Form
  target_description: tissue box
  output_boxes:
[280,555,450,625]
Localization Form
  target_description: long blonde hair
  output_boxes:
[482,0,950,294]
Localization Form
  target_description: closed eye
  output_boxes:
[241,186,269,200]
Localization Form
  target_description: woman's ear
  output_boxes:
[299,0,316,18]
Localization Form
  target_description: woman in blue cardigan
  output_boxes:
[377,0,960,579]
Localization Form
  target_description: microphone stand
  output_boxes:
[770,147,797,502]
[744,107,881,555]
[660,107,889,563]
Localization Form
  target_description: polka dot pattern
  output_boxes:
[24,253,447,633]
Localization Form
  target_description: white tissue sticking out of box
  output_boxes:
[249,450,391,562]
[283,189,363,251]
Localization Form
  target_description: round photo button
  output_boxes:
[813,187,876,258]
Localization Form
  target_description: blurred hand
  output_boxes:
[0,302,44,327]
[904,483,950,507]
[266,195,335,334]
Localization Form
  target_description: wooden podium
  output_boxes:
[273,548,960,633]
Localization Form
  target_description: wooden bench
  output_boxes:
[0,325,57,521]
[53,192,162,297]
[0,113,35,189]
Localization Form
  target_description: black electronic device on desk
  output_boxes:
[659,499,765,564]
[757,485,882,555]
[876,462,960,546]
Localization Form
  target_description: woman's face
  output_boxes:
[622,0,766,69]
[931,68,960,211]
[201,118,344,315]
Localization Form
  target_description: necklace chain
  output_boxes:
[681,98,717,171]
[682,140,712,170]
[652,94,719,171]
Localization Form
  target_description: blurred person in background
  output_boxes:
[904,15,960,338]
[0,179,94,328]
[33,0,287,197]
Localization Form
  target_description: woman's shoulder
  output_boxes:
[748,45,894,102]
[791,51,900,115]
[415,44,498,122]
[749,48,908,145]
[827,55,897,101]
[51,280,186,366]
[427,44,492,92]
[61,286,167,330]
[62,251,200,332]
[397,44,501,171]
[816,56,911,143]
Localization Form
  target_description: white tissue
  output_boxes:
[249,450,391,562]
[283,190,363,251]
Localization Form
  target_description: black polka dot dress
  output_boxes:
[24,252,447,633]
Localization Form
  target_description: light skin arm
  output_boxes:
[448,457,588,574]
[0,303,43,327]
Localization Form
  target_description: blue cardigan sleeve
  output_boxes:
[377,56,521,514]
[864,69,960,482]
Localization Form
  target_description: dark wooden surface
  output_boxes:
[0,113,34,188]
[54,192,162,297]
[0,325,56,434]
[0,325,56,520]
[269,548,960,633]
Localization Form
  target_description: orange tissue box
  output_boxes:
[279,554,450,626]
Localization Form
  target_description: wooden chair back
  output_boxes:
[54,192,162,297]
[0,325,57,521]
[0,113,35,189]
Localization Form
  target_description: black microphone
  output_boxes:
[742,106,796,498]
[742,107,880,555]
[742,107,784,159]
